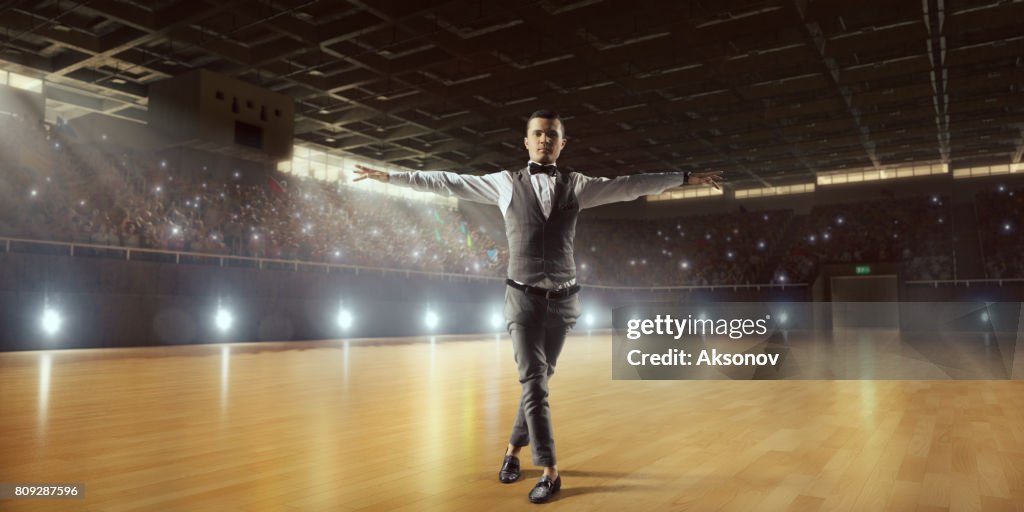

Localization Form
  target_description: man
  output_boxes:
[354,109,722,504]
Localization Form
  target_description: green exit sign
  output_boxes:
[855,265,872,275]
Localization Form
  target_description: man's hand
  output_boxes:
[353,165,390,183]
[687,171,724,190]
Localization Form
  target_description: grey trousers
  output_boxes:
[503,284,582,467]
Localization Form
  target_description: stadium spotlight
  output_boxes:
[582,313,594,328]
[215,307,234,333]
[981,312,990,323]
[40,307,62,336]
[424,310,440,330]
[490,311,504,329]
[778,312,789,326]
[337,308,354,330]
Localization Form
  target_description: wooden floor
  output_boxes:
[1,332,1023,512]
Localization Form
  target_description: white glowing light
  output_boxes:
[215,308,233,332]
[424,310,439,330]
[337,309,354,330]
[41,308,62,336]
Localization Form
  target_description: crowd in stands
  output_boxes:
[3,114,1019,285]
[774,195,955,282]
[575,211,790,286]
[0,113,505,276]
[976,186,1024,279]
[0,117,795,288]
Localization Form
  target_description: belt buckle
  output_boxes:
[545,288,554,299]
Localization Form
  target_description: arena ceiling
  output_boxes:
[1,0,1022,186]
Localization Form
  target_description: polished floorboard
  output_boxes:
[1,332,1023,511]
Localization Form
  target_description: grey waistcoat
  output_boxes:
[506,167,580,284]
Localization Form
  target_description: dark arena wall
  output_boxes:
[0,248,809,351]
[2,247,1022,351]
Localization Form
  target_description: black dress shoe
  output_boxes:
[498,455,521,483]
[528,475,561,504]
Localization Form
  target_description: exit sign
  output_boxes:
[855,265,872,275]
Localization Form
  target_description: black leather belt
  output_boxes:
[505,279,581,299]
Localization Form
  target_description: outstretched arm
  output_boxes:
[575,170,723,209]
[353,164,504,205]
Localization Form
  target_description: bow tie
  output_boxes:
[528,162,558,175]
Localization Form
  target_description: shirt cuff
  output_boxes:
[387,171,408,185]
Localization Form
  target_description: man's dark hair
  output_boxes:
[526,109,565,136]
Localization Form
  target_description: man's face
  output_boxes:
[524,117,566,164]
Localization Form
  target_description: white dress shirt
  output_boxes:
[387,163,690,289]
